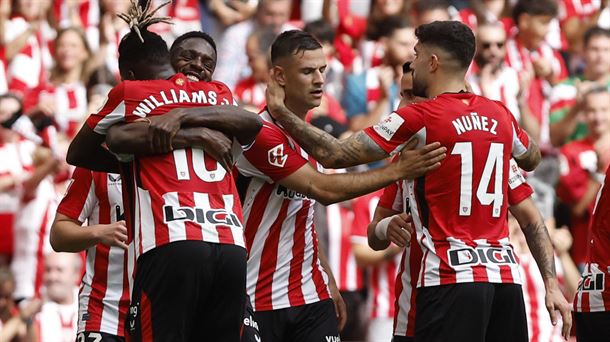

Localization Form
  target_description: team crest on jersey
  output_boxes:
[268,144,288,167]
[175,77,185,86]
[373,113,404,141]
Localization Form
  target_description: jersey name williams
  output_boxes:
[132,89,231,116]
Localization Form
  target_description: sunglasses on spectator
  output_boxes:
[481,42,505,49]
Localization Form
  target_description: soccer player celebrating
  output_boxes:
[574,164,610,341]
[66,2,262,341]
[234,30,446,342]
[265,21,572,341]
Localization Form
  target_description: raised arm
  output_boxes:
[509,197,572,339]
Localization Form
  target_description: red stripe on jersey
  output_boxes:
[179,192,203,241]
[310,227,331,303]
[469,242,489,282]
[393,251,406,333]
[209,193,235,245]
[254,201,289,310]
[287,202,310,307]
[33,203,50,297]
[245,185,274,254]
[67,88,78,109]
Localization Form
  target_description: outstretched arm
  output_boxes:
[509,197,572,339]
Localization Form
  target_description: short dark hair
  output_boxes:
[118,29,169,75]
[584,26,610,47]
[170,31,217,55]
[304,19,335,44]
[512,0,558,25]
[415,21,475,70]
[270,30,322,65]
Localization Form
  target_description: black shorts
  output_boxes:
[575,311,610,342]
[339,290,367,341]
[415,283,528,342]
[254,299,340,342]
[392,336,414,342]
[241,295,261,342]
[76,331,124,342]
[128,241,247,342]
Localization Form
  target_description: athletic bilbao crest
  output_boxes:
[268,144,288,167]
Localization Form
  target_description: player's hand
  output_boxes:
[96,221,128,250]
[148,111,182,153]
[396,138,446,179]
[265,72,288,119]
[329,281,347,331]
[194,127,234,171]
[386,213,413,248]
[544,281,572,340]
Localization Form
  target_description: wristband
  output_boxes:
[375,216,393,240]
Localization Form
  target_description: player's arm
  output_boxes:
[509,197,572,339]
[509,110,541,171]
[67,125,120,173]
[106,122,236,171]
[316,247,347,331]
[275,139,444,206]
[50,214,128,252]
[366,204,413,251]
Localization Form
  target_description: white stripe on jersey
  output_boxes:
[224,194,244,246]
[272,200,301,308]
[394,249,413,336]
[93,101,126,135]
[163,191,187,243]
[512,125,528,157]
[301,203,327,303]
[246,179,282,308]
[448,237,475,283]
[77,181,97,223]
[100,246,125,333]
[138,187,156,254]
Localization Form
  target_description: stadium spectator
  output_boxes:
[215,0,294,90]
[342,15,414,131]
[549,26,610,146]
[35,252,80,342]
[467,21,522,122]
[99,0,130,77]
[557,0,606,54]
[0,267,40,342]
[455,0,508,30]
[234,29,275,110]
[505,0,567,144]
[412,0,451,26]
[557,87,610,269]
[304,19,345,100]
[52,0,101,51]
[573,164,610,341]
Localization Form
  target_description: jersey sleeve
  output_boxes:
[85,82,126,135]
[364,106,424,155]
[507,159,533,206]
[236,123,308,182]
[57,167,97,223]
[378,181,403,212]
[507,106,530,158]
[350,197,370,244]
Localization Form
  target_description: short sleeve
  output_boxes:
[236,123,308,182]
[378,181,403,212]
[85,82,126,135]
[507,159,533,206]
[57,167,97,223]
[508,108,529,158]
[364,106,423,155]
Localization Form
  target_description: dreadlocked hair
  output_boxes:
[117,0,172,77]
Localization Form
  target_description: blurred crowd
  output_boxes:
[0,0,608,341]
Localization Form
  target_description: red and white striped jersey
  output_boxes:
[8,138,56,300]
[236,110,331,311]
[56,167,130,336]
[385,158,534,337]
[574,165,610,313]
[52,0,100,50]
[86,74,245,258]
[0,47,8,95]
[351,191,400,319]
[234,77,266,110]
[466,64,522,122]
[555,0,602,50]
[36,300,78,342]
[25,82,88,138]
[504,37,567,144]
[520,254,565,342]
[4,17,55,97]
[326,201,364,292]
[364,93,530,288]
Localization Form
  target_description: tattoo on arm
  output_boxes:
[277,107,387,168]
[522,221,557,280]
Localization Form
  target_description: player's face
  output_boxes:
[55,30,89,72]
[43,254,78,303]
[385,27,416,67]
[584,36,610,77]
[280,48,326,110]
[172,38,217,82]
[584,92,610,136]
[411,43,430,97]
[476,26,506,67]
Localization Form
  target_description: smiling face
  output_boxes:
[274,48,327,113]
[171,38,217,82]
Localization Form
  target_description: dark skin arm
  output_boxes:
[67,124,120,173]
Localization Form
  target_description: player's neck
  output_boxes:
[427,77,468,98]
[147,65,175,80]
[283,98,308,120]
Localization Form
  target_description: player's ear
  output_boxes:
[273,66,287,87]
[429,54,439,73]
